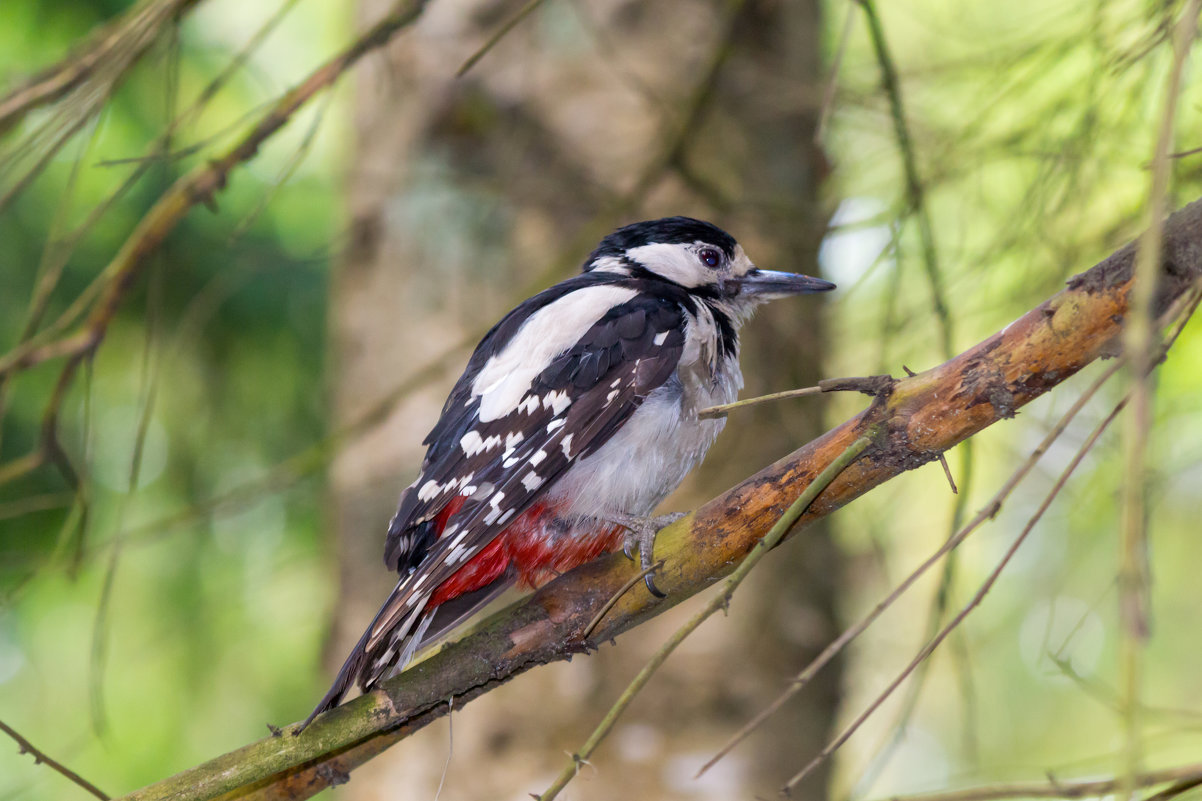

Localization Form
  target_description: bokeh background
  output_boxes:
[2,1,1202,799]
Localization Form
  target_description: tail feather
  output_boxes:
[297,578,432,732]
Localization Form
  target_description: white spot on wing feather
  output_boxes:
[543,390,571,414]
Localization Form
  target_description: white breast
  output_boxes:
[549,303,743,522]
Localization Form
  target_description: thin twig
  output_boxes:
[937,453,958,494]
[536,435,875,801]
[456,0,548,77]
[814,1,857,146]
[0,719,110,800]
[699,386,822,419]
[698,375,893,419]
[862,762,1202,801]
[582,561,663,640]
[1119,3,1199,796]
[856,0,953,358]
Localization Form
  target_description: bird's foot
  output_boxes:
[606,512,685,598]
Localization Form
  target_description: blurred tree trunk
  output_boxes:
[698,0,841,791]
[325,1,835,798]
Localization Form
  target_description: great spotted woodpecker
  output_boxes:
[303,217,834,727]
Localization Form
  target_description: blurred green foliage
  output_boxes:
[0,0,347,796]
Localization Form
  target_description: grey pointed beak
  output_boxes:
[737,269,836,299]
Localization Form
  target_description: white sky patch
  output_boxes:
[818,196,893,289]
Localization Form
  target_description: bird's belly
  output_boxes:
[548,367,739,522]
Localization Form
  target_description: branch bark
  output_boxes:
[118,197,1202,801]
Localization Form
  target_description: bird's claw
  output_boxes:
[615,512,684,599]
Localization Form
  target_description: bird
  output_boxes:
[301,216,835,729]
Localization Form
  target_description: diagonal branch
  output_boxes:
[117,196,1202,801]
[0,718,109,800]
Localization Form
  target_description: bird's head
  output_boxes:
[584,216,835,311]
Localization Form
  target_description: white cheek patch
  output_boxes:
[626,242,708,288]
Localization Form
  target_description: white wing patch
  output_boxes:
[471,285,638,422]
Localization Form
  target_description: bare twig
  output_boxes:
[456,0,549,77]
[0,718,110,800]
[862,762,1202,801]
[582,561,663,640]
[856,0,953,357]
[698,375,894,419]
[703,282,1201,782]
[1119,3,1199,795]
[814,1,857,146]
[0,0,205,212]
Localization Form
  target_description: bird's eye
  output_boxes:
[699,248,721,268]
